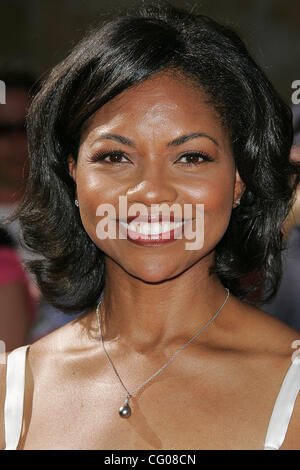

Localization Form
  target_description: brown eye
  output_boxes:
[107,153,125,163]
[91,151,129,164]
[176,152,213,166]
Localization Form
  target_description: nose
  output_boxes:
[126,164,177,206]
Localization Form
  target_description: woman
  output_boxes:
[1,4,300,450]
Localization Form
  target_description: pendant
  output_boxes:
[119,394,132,418]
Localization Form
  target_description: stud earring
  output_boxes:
[75,199,79,207]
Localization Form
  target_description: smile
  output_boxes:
[117,219,192,246]
[119,220,185,236]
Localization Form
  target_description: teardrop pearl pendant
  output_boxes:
[119,394,132,418]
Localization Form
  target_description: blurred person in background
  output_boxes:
[0,226,38,351]
[262,105,300,330]
[283,106,300,237]
[0,69,34,252]
[0,68,78,342]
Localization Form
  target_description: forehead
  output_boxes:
[80,72,226,143]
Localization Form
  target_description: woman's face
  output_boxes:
[68,72,245,282]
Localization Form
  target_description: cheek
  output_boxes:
[76,170,122,244]
[202,175,234,245]
[77,168,120,208]
[182,169,234,212]
[182,172,234,246]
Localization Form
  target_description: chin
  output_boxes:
[123,264,182,284]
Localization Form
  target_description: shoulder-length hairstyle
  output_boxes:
[4,2,299,314]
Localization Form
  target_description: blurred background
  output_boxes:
[0,0,299,350]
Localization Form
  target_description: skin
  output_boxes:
[1,71,300,450]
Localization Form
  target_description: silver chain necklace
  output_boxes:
[96,288,230,418]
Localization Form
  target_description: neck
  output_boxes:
[97,254,231,354]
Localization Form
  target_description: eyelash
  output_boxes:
[90,150,213,167]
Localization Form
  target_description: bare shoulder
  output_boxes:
[26,310,98,379]
[27,312,89,363]
[228,294,300,355]
[0,321,72,432]
[280,358,300,450]
[229,296,300,449]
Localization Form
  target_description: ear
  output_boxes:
[68,155,77,182]
[233,168,246,208]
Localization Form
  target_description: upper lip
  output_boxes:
[118,215,189,223]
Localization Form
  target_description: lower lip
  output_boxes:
[117,220,192,247]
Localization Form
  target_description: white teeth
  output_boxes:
[119,221,129,230]
[151,222,160,235]
[120,220,184,235]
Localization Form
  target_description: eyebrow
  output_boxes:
[93,132,219,148]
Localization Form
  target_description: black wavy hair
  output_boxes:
[3,1,300,314]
